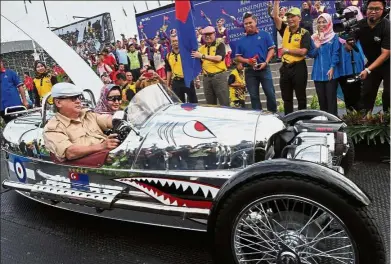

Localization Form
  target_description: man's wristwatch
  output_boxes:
[365,68,371,75]
[201,54,206,59]
[283,48,290,54]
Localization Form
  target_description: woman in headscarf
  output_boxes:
[94,84,122,114]
[337,6,365,111]
[308,13,341,116]
[32,60,58,106]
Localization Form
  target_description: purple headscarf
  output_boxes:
[94,84,121,114]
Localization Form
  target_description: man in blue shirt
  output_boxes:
[235,12,277,112]
[0,57,29,123]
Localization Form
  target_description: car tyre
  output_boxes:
[213,176,385,264]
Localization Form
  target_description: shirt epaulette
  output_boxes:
[45,118,61,131]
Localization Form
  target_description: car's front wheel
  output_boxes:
[213,176,385,264]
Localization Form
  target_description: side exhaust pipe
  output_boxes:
[2,180,209,219]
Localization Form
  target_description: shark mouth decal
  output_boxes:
[115,177,220,209]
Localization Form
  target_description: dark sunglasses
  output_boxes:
[107,95,121,102]
[57,95,83,102]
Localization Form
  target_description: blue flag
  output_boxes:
[175,0,201,88]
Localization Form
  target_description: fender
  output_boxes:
[281,109,342,124]
[207,159,370,233]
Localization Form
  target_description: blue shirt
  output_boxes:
[308,35,341,81]
[235,31,276,66]
[337,41,365,77]
[0,69,23,111]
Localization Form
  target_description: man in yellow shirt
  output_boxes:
[166,35,198,103]
[272,1,311,114]
[116,72,137,109]
[191,26,229,106]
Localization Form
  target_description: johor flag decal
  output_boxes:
[68,169,90,191]
[175,0,201,88]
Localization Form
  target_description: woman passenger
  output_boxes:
[309,13,341,116]
[33,61,57,106]
[94,84,122,114]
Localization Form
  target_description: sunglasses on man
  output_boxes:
[107,95,122,102]
[57,95,83,102]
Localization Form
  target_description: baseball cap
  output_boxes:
[286,7,301,17]
[51,83,83,98]
[202,26,215,34]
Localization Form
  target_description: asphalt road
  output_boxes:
[1,159,390,264]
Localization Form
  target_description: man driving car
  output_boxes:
[43,83,120,161]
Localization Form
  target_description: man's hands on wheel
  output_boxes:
[102,134,120,150]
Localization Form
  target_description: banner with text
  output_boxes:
[136,0,336,56]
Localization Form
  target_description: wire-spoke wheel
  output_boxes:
[233,195,356,264]
[213,176,385,264]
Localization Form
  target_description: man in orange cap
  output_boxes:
[191,26,229,106]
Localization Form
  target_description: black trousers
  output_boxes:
[338,76,362,111]
[279,60,308,115]
[358,64,390,112]
[172,79,198,103]
[314,79,338,116]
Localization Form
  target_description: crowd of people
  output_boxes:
[1,0,389,127]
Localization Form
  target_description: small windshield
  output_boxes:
[126,84,181,128]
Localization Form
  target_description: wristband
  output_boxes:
[365,68,371,75]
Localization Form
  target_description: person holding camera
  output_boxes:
[336,7,366,111]
[348,0,390,112]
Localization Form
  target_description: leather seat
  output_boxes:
[50,150,111,168]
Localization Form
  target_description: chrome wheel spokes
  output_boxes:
[232,195,356,264]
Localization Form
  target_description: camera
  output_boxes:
[333,0,363,83]
[333,0,360,44]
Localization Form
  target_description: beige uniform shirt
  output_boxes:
[43,109,112,160]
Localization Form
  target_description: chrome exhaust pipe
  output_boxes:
[2,180,209,218]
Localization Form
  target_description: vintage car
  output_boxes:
[1,15,385,264]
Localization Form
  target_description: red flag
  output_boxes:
[164,15,169,21]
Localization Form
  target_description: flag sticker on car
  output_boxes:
[68,169,90,191]
[8,154,35,183]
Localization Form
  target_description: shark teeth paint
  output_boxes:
[115,177,220,209]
